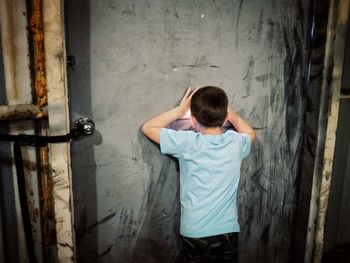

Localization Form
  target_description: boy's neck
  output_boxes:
[200,126,223,135]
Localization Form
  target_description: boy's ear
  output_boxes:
[224,111,229,123]
[191,115,198,125]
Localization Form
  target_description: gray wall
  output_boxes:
[66,0,310,262]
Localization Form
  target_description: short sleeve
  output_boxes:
[239,133,251,158]
[160,128,192,158]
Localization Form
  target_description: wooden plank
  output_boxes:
[42,0,75,262]
[0,104,47,120]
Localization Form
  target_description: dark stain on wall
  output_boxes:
[235,0,244,49]
[283,25,304,156]
[243,55,255,97]
[132,132,181,262]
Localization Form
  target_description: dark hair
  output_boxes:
[190,86,228,127]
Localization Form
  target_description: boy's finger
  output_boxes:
[189,86,200,97]
[185,87,193,97]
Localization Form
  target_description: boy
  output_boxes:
[142,86,256,262]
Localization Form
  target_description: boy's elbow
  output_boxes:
[141,123,149,136]
[141,123,146,134]
[141,123,161,144]
[250,130,256,143]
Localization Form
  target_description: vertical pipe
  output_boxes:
[30,0,48,107]
[39,145,56,262]
[30,0,55,260]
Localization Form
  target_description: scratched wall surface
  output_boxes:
[66,0,309,262]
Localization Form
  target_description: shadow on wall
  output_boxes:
[237,139,264,260]
[72,131,102,261]
[65,0,100,261]
[131,129,182,262]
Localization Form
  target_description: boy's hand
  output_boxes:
[142,86,199,144]
[178,87,199,117]
[228,106,256,142]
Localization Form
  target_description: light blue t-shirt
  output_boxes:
[160,128,251,238]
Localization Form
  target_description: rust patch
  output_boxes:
[35,110,46,119]
[30,0,47,107]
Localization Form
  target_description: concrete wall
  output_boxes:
[66,0,311,262]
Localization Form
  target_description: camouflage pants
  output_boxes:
[180,232,239,263]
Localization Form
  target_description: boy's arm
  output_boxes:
[227,106,256,142]
[142,87,197,144]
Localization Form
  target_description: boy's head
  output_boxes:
[190,86,228,127]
